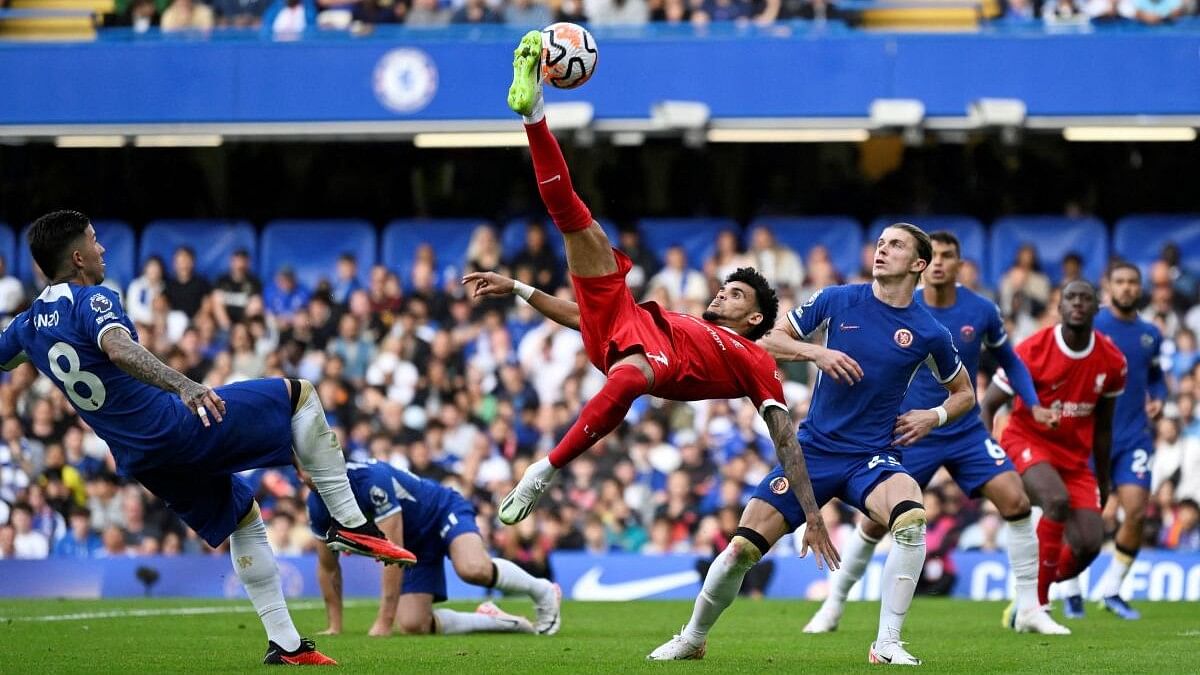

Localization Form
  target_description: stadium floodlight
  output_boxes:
[544,102,594,131]
[1062,126,1198,142]
[651,101,711,130]
[969,99,1027,128]
[133,134,223,148]
[412,132,528,148]
[705,128,870,143]
[869,99,925,128]
[54,135,125,148]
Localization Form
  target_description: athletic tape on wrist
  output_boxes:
[512,281,535,302]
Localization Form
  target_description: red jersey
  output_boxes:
[997,325,1127,470]
[650,310,788,415]
[571,248,787,418]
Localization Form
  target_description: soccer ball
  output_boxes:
[541,22,598,90]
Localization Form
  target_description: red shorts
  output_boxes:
[1007,442,1101,512]
[571,248,678,381]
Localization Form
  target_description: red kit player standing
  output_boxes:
[981,280,1127,617]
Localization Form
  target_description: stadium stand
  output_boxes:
[2,215,1199,566]
[140,220,257,281]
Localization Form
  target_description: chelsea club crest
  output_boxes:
[373,48,438,114]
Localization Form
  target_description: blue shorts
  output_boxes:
[904,430,1016,498]
[402,494,480,603]
[751,443,909,530]
[133,379,294,546]
[1111,437,1154,490]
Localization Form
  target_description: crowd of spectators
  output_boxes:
[0,220,1199,584]
[99,0,1199,35]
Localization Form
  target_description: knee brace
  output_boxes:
[889,500,927,547]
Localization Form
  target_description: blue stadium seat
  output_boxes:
[872,216,987,273]
[502,218,619,262]
[750,216,863,278]
[988,216,1109,288]
[0,223,14,275]
[1113,215,1200,277]
[638,218,740,269]
[140,220,257,282]
[260,220,375,290]
[382,219,488,288]
[19,220,136,288]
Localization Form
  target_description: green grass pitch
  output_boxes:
[1,598,1196,673]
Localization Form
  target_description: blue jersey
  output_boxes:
[1095,307,1165,450]
[902,286,1006,444]
[787,283,962,454]
[307,459,458,545]
[0,284,187,471]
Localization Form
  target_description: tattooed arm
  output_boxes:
[762,405,841,570]
[100,328,226,426]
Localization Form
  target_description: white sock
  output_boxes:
[434,609,529,634]
[1096,548,1135,598]
[1057,575,1082,598]
[876,523,925,646]
[491,558,550,600]
[1006,515,1040,612]
[827,525,881,606]
[291,380,365,528]
[522,92,545,126]
[682,539,760,645]
[231,513,301,651]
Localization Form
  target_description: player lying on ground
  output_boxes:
[981,280,1126,622]
[499,30,838,571]
[0,211,416,666]
[1085,262,1165,620]
[302,459,562,637]
[800,231,1069,636]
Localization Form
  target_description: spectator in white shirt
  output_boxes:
[10,502,49,559]
[647,246,709,310]
[747,225,804,292]
[126,256,165,327]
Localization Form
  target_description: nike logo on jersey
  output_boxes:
[571,566,700,601]
[539,174,562,185]
[839,323,860,331]
[1050,380,1067,390]
[584,425,599,439]
[392,477,416,502]
[647,351,669,367]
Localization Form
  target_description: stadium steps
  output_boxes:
[0,0,109,41]
[855,0,1000,31]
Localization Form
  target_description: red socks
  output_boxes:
[523,119,593,234]
[548,365,647,468]
[1036,517,1065,606]
[1056,547,1081,584]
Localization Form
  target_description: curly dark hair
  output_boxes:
[724,267,778,341]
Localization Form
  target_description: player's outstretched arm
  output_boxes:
[762,406,840,571]
[369,515,406,638]
[1093,396,1116,508]
[463,271,581,331]
[1,351,28,371]
[978,381,1013,435]
[758,321,862,385]
[100,329,226,426]
[895,367,975,446]
[316,542,344,635]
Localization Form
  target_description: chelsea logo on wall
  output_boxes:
[373,48,438,114]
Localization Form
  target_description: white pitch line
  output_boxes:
[0,599,372,623]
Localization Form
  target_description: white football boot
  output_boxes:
[475,601,535,634]
[533,582,563,635]
[499,457,557,525]
[647,627,706,661]
[869,641,922,666]
[803,600,844,633]
[1015,606,1072,635]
